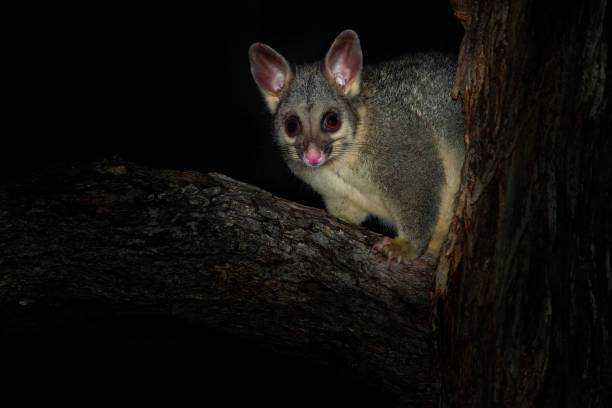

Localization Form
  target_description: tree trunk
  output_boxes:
[0,159,437,406]
[437,0,611,406]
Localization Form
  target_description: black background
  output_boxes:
[4,1,462,405]
[6,0,462,204]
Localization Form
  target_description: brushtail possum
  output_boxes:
[248,30,464,261]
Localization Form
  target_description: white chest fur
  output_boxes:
[296,162,392,222]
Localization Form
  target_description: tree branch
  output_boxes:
[0,158,438,406]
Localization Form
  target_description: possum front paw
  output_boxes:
[373,237,422,263]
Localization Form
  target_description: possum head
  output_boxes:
[249,30,363,168]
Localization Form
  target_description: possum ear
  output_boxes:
[249,43,291,113]
[325,30,363,97]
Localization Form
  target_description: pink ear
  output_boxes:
[325,30,363,94]
[248,43,290,97]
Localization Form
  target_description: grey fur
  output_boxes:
[250,33,464,258]
[359,53,464,244]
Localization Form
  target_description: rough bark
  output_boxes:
[438,0,611,406]
[0,158,437,406]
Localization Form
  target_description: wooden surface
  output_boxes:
[439,0,611,406]
[0,158,438,407]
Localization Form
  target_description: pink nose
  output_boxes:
[304,145,324,166]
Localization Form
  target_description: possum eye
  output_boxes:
[322,112,341,132]
[285,116,301,137]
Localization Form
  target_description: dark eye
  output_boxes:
[285,116,301,137]
[322,112,341,132]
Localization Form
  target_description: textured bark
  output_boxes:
[449,0,472,22]
[0,158,437,406]
[438,0,611,406]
